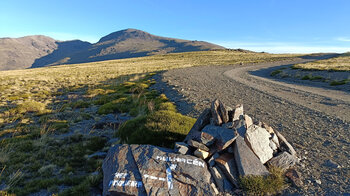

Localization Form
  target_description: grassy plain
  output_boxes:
[293,52,350,71]
[0,50,300,195]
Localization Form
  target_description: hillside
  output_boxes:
[0,35,57,70]
[0,29,225,70]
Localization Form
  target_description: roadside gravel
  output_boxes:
[151,55,350,195]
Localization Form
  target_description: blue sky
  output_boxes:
[0,0,349,53]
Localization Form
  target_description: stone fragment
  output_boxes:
[261,122,274,134]
[233,116,247,137]
[194,148,210,159]
[323,159,340,168]
[269,140,278,151]
[103,144,215,196]
[218,100,229,123]
[267,152,298,169]
[211,99,222,125]
[201,125,238,152]
[184,108,211,142]
[215,153,239,188]
[271,133,280,148]
[174,142,190,155]
[244,115,253,128]
[232,104,244,122]
[274,130,297,156]
[245,125,273,164]
[285,169,303,188]
[187,139,210,151]
[209,165,234,193]
[233,136,269,176]
[201,131,215,146]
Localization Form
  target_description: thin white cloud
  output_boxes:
[336,37,350,42]
[214,41,350,54]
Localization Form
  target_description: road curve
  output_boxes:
[151,55,350,195]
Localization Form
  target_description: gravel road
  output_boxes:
[151,54,350,195]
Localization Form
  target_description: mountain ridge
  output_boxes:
[0,29,225,70]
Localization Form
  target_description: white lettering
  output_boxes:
[187,159,192,164]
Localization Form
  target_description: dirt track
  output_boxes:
[151,55,350,194]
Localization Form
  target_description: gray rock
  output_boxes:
[174,142,190,155]
[245,125,273,164]
[215,153,239,188]
[103,144,215,196]
[261,121,274,134]
[218,100,229,123]
[209,165,235,193]
[233,116,247,137]
[211,99,222,125]
[187,139,210,151]
[194,148,210,159]
[285,169,303,188]
[201,125,238,152]
[233,136,269,176]
[267,151,298,169]
[232,104,244,122]
[323,159,340,168]
[274,130,297,157]
[269,140,278,151]
[184,108,211,142]
[93,114,122,129]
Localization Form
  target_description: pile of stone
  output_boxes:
[102,99,298,195]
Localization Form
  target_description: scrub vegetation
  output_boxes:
[0,50,299,195]
[292,52,350,71]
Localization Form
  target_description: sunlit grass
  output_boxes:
[293,52,350,71]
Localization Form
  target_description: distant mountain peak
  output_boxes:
[98,28,154,43]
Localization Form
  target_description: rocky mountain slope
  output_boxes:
[0,29,225,70]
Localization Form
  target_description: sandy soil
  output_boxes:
[151,54,350,195]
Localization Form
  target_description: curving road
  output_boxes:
[151,55,350,195]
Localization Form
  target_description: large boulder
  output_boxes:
[103,144,215,196]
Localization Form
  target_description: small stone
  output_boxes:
[187,139,210,151]
[232,104,244,122]
[267,151,298,169]
[211,99,223,125]
[269,140,278,151]
[233,116,247,137]
[194,149,210,159]
[174,142,190,155]
[274,130,297,157]
[245,125,273,164]
[323,159,340,168]
[315,179,322,185]
[261,122,274,134]
[271,133,280,148]
[218,100,229,123]
[201,125,238,152]
[233,136,269,176]
[244,115,253,128]
[285,169,303,188]
[201,131,215,146]
[184,108,211,142]
[215,153,239,188]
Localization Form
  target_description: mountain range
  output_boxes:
[0,29,225,71]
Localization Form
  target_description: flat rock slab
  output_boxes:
[215,153,239,188]
[184,108,211,142]
[233,136,269,176]
[245,125,273,164]
[103,144,214,196]
[201,125,238,152]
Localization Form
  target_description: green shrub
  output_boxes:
[71,100,90,108]
[239,166,286,195]
[301,75,311,80]
[13,101,50,115]
[330,80,348,86]
[117,110,195,148]
[270,70,282,76]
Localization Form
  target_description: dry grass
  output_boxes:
[293,53,350,71]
